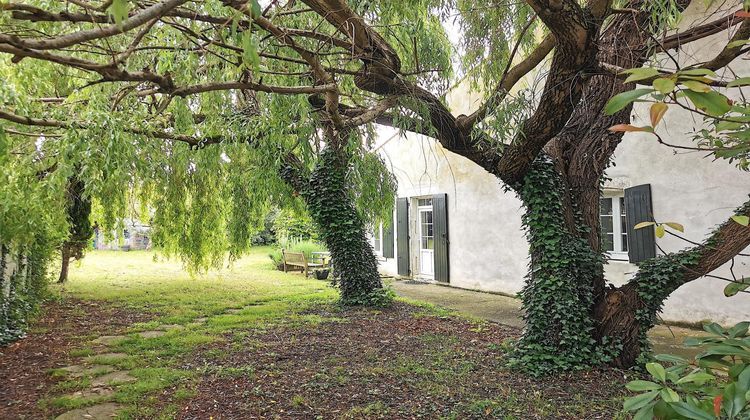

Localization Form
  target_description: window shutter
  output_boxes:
[382,214,395,259]
[624,184,656,263]
[432,193,450,283]
[396,198,410,276]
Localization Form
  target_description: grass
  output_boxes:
[45,247,339,418]
[27,248,628,419]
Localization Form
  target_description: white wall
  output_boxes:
[377,3,750,325]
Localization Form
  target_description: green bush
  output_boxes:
[623,321,750,420]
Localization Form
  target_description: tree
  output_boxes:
[58,173,94,283]
[1,0,749,370]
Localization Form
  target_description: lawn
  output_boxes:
[1,248,629,419]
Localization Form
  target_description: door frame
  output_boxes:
[412,197,435,280]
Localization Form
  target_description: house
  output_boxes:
[93,218,151,251]
[372,4,750,326]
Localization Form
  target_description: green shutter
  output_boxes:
[433,193,449,283]
[396,198,410,276]
[382,213,395,259]
[624,184,656,263]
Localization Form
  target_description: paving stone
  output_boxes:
[85,353,129,364]
[91,335,128,346]
[63,387,115,400]
[55,402,123,420]
[158,324,185,330]
[90,371,137,387]
[58,365,116,378]
[137,330,165,338]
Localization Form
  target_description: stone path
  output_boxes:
[391,280,705,358]
[51,313,216,420]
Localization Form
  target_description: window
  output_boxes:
[600,195,628,259]
[373,223,382,254]
[420,209,434,250]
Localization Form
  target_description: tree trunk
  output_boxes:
[58,245,70,284]
[305,147,384,304]
[281,146,385,305]
[511,158,610,374]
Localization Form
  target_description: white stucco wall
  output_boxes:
[377,3,750,325]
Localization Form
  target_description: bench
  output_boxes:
[281,249,323,277]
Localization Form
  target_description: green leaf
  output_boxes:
[728,321,750,338]
[678,68,718,78]
[727,77,750,87]
[669,402,715,420]
[701,344,750,358]
[647,362,667,382]
[683,90,732,116]
[655,224,665,238]
[107,0,130,25]
[250,0,262,18]
[604,88,655,115]
[623,68,661,84]
[634,221,656,229]
[624,390,660,411]
[703,322,725,336]
[633,402,655,420]
[724,278,750,297]
[731,215,750,226]
[727,39,750,49]
[682,80,712,93]
[660,387,680,403]
[626,380,663,391]
[676,372,715,384]
[664,222,684,232]
[653,78,676,94]
[655,353,689,364]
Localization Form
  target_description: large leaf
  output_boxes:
[647,362,667,382]
[605,89,655,115]
[651,103,669,126]
[727,77,750,87]
[724,278,750,297]
[623,68,661,84]
[732,215,750,226]
[107,0,130,25]
[627,380,663,391]
[676,372,715,385]
[653,78,676,94]
[669,402,716,420]
[683,90,732,116]
[624,390,660,411]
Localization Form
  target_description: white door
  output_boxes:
[418,206,434,278]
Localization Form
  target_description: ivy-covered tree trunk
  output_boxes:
[281,146,385,306]
[510,158,612,374]
[58,174,93,284]
[305,147,384,304]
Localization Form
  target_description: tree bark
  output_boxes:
[58,245,71,284]
[595,198,750,367]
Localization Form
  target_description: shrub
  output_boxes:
[623,321,750,420]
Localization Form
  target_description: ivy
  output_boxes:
[509,157,614,375]
[300,147,391,307]
[0,238,55,345]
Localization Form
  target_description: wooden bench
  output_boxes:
[281,249,323,277]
